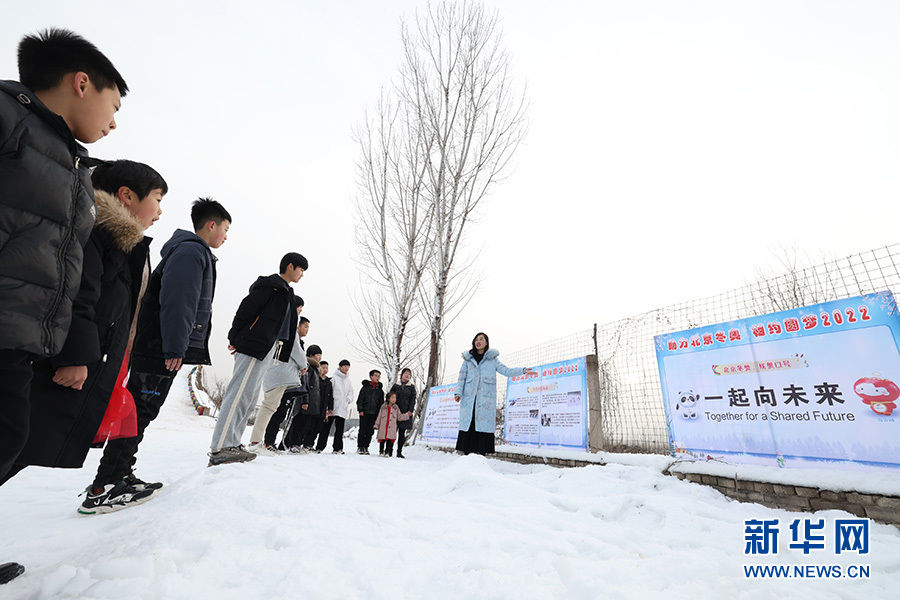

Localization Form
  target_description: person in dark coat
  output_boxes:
[86,197,231,496]
[5,161,163,513]
[285,345,322,451]
[0,27,128,587]
[313,361,335,452]
[356,370,384,454]
[0,29,128,499]
[208,253,306,466]
[389,368,417,459]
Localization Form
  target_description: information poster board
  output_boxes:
[421,384,460,442]
[655,291,900,470]
[504,357,588,449]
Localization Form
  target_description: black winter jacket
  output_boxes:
[131,229,217,372]
[390,382,417,430]
[0,80,96,357]
[320,376,334,414]
[18,191,150,468]
[228,274,298,361]
[300,358,322,415]
[357,380,384,415]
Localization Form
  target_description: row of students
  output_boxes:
[0,29,312,579]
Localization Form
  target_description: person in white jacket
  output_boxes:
[325,360,354,454]
[247,317,308,453]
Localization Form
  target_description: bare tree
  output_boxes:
[743,246,838,316]
[352,91,437,384]
[398,1,528,398]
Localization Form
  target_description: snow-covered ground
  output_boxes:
[3,376,900,599]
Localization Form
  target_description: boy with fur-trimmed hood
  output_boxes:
[6,160,163,515]
[87,196,230,495]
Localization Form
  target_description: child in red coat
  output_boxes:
[375,391,409,457]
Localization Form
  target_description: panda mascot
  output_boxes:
[674,390,700,420]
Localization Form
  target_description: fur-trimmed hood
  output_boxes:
[93,190,147,253]
[462,348,499,361]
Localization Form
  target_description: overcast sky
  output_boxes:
[3,0,899,387]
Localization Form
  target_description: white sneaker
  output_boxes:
[247,442,278,456]
[288,445,309,454]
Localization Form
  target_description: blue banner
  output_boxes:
[654,291,900,469]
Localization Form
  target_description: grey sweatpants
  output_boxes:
[210,349,274,452]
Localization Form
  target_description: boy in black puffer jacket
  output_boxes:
[0,29,127,495]
[208,253,307,466]
[0,27,128,587]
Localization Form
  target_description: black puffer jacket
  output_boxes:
[357,380,384,415]
[18,191,150,468]
[0,80,96,357]
[390,382,417,430]
[228,274,298,361]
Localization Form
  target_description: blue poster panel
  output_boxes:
[421,384,460,442]
[505,357,589,450]
[655,291,900,469]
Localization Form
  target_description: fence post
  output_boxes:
[586,353,605,452]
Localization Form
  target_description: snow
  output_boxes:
[423,442,900,497]
[423,440,674,470]
[3,380,900,599]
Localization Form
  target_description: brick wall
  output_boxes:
[670,472,900,526]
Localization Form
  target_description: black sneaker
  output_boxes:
[397,453,405,459]
[122,472,163,492]
[77,480,155,515]
[0,562,25,585]
[208,445,257,467]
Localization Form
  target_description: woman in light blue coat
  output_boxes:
[454,332,535,455]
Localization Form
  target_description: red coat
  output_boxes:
[375,402,410,441]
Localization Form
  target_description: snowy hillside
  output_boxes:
[2,374,900,599]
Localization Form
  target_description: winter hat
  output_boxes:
[339,359,350,367]
[306,344,322,356]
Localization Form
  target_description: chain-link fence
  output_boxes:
[498,244,900,454]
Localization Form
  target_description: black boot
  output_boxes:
[0,562,25,584]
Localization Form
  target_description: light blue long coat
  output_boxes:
[455,348,526,433]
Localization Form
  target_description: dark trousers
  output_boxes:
[299,413,320,448]
[357,413,377,450]
[315,416,346,452]
[396,428,409,456]
[0,350,34,486]
[92,371,176,487]
[379,439,394,456]
[266,391,293,447]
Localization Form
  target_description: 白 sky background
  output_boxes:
[3,0,898,387]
